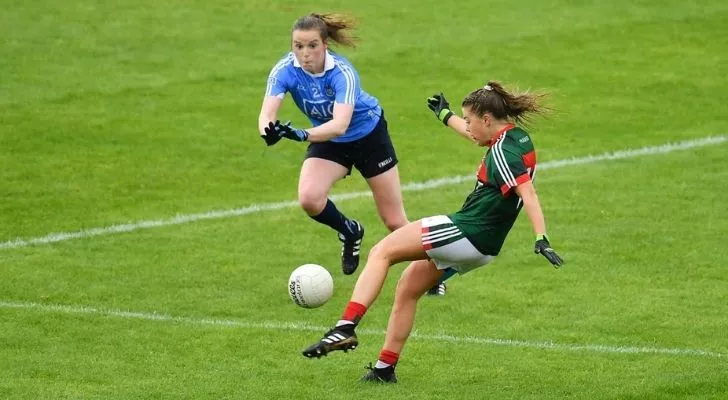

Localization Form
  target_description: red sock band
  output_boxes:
[378,349,399,365]
[341,301,367,324]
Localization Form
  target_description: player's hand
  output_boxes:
[427,92,454,126]
[261,121,284,146]
[261,120,309,146]
[534,234,564,268]
[276,121,310,142]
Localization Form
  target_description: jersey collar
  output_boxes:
[293,50,336,78]
[487,123,515,148]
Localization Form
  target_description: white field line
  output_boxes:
[0,300,723,358]
[1,135,725,251]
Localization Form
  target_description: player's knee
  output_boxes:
[297,190,326,215]
[368,242,393,265]
[382,216,407,232]
[377,207,407,232]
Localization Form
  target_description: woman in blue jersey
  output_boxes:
[300,81,564,383]
[257,13,418,282]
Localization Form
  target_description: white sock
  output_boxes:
[335,320,354,328]
[375,360,392,369]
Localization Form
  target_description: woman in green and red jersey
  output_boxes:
[300,81,565,383]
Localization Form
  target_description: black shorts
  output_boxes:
[304,112,398,179]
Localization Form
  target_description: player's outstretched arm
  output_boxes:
[304,103,355,143]
[514,181,564,268]
[259,96,283,136]
[426,93,474,142]
[260,104,355,145]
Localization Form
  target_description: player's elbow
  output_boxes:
[331,120,350,137]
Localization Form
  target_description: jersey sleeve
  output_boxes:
[490,143,533,195]
[332,64,360,105]
[264,61,292,98]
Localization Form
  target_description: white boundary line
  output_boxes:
[0,300,723,358]
[1,135,725,250]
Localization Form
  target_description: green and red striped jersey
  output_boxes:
[448,124,537,256]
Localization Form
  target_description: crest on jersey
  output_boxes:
[325,86,334,97]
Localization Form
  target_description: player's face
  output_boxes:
[292,30,327,74]
[462,106,492,146]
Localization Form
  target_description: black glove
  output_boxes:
[261,121,283,146]
[261,120,309,146]
[534,234,564,268]
[276,121,309,142]
[427,92,455,126]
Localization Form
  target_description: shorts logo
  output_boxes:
[378,157,393,168]
[519,136,530,143]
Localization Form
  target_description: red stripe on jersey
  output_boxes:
[477,161,487,183]
[515,173,531,185]
[500,173,532,195]
[487,124,515,148]
[522,151,536,169]
[421,226,433,250]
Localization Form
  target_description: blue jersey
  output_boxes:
[265,50,382,143]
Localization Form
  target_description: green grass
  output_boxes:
[1,0,728,399]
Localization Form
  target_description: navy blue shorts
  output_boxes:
[304,112,398,179]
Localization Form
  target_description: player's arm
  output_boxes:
[258,62,292,146]
[266,68,357,144]
[258,95,283,136]
[515,181,564,268]
[443,114,474,141]
[261,103,353,145]
[302,67,358,142]
[303,103,354,143]
[426,93,475,142]
[260,62,291,135]
[514,181,547,237]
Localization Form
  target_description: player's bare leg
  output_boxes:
[302,220,427,358]
[368,169,445,297]
[383,260,442,354]
[366,166,408,232]
[298,158,364,275]
[360,260,442,383]
[349,221,427,307]
[297,158,348,216]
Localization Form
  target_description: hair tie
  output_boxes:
[483,84,493,91]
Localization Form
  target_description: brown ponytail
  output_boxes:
[292,13,358,47]
[462,80,549,125]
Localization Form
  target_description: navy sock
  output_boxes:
[310,199,356,237]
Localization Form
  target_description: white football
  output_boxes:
[288,264,334,308]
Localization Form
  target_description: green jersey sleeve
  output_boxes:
[488,135,536,195]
